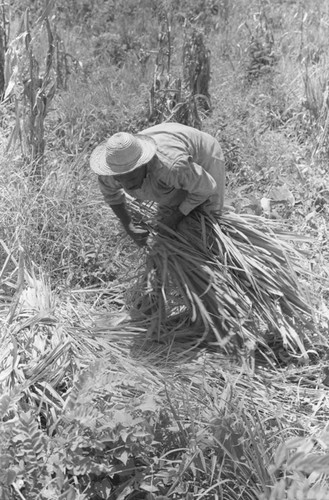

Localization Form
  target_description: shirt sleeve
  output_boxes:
[164,156,218,215]
[98,175,126,206]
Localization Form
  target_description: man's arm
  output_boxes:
[156,157,220,232]
[98,176,149,247]
[165,157,219,215]
[98,175,126,206]
[110,203,149,247]
[110,202,131,228]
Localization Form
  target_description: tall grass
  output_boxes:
[1,0,329,498]
[1,269,329,498]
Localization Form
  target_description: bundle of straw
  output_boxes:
[130,208,314,359]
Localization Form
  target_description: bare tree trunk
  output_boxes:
[0,26,5,96]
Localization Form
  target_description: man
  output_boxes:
[90,122,225,247]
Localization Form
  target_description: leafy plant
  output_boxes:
[2,1,329,499]
[4,4,57,163]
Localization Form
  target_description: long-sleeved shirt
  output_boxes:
[98,122,225,215]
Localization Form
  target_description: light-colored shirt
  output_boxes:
[98,122,225,215]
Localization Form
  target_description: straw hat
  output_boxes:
[90,132,157,176]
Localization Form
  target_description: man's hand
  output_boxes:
[157,209,185,234]
[126,222,149,247]
[110,203,149,247]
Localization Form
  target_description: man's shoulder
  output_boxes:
[140,122,194,136]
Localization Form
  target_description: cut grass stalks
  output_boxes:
[1,259,329,498]
[131,208,317,360]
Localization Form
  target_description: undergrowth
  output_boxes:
[2,0,329,499]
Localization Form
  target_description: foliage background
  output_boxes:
[1,0,329,499]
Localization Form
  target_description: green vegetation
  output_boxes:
[2,0,329,498]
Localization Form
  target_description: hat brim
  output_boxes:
[90,134,157,176]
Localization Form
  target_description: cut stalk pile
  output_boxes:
[131,208,315,359]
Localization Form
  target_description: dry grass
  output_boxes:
[1,257,329,498]
[2,0,329,499]
[127,207,318,364]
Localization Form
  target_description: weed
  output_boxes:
[244,7,277,84]
[1,1,329,499]
[4,7,57,163]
